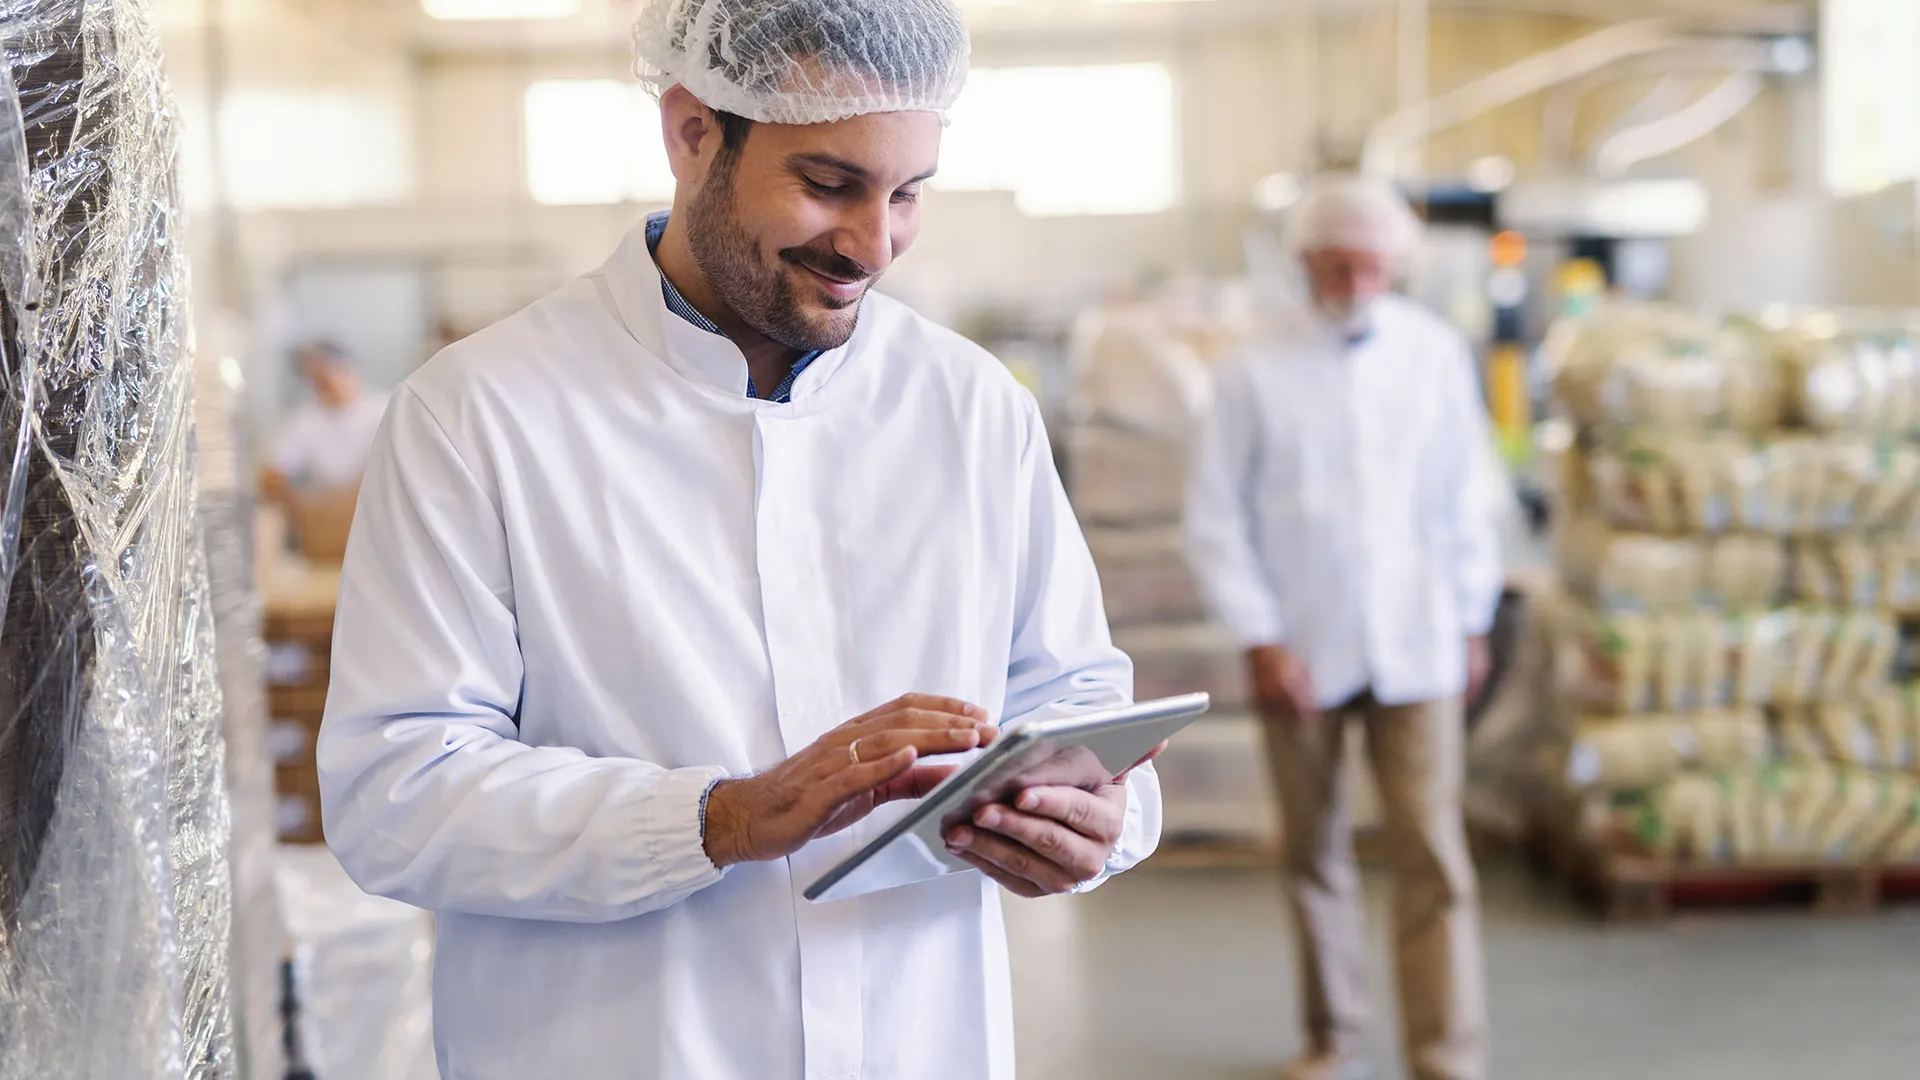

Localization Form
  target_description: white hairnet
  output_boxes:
[632,0,971,127]
[1283,174,1423,259]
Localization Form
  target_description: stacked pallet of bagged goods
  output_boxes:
[1062,301,1278,848]
[1546,305,1920,868]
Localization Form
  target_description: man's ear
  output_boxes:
[659,85,718,183]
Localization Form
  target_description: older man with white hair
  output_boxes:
[1185,176,1500,1080]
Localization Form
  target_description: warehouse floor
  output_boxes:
[1006,854,1920,1079]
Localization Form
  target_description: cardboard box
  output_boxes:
[288,485,360,564]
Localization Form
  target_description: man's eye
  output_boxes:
[892,188,921,205]
[805,178,848,196]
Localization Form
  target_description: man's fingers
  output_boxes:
[972,801,1110,879]
[874,764,959,804]
[950,850,1048,899]
[1001,785,1112,842]
[945,824,1081,895]
[850,726,985,764]
[850,707,996,740]
[822,746,920,803]
[856,694,990,725]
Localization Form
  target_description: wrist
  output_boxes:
[701,778,750,868]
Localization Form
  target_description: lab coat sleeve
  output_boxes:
[1000,396,1161,891]
[1434,337,1504,637]
[1183,362,1289,647]
[317,386,728,923]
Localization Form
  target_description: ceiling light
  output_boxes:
[1467,154,1516,194]
[423,0,581,20]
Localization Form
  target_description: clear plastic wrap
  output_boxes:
[194,343,286,1080]
[277,847,437,1080]
[0,3,234,1076]
[1585,433,1912,537]
[1772,318,1920,436]
[1564,606,1896,717]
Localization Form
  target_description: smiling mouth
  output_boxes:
[799,264,869,303]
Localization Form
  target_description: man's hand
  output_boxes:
[703,695,996,868]
[1248,644,1317,722]
[1466,635,1491,704]
[944,745,1164,898]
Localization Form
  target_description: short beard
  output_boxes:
[1314,293,1373,335]
[685,154,867,353]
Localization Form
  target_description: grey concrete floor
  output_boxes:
[1006,854,1920,1080]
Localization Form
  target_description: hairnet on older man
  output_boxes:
[632,0,972,125]
[1282,174,1424,258]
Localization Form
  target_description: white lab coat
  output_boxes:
[1184,294,1502,709]
[271,393,391,488]
[318,222,1161,1080]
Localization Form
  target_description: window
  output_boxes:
[934,64,1179,217]
[1823,0,1920,196]
[199,90,412,211]
[524,81,677,206]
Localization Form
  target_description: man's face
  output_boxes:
[301,354,359,407]
[1300,246,1398,326]
[681,107,942,352]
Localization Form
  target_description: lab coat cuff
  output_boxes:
[638,764,734,889]
[1460,604,1498,638]
[1070,769,1159,895]
[1228,622,1287,651]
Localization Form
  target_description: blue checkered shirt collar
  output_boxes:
[644,212,819,403]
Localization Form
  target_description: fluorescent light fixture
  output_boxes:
[424,0,581,21]
[1499,178,1708,238]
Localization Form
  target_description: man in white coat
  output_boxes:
[317,2,1161,1077]
[1185,176,1501,1080]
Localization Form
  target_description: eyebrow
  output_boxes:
[788,152,938,187]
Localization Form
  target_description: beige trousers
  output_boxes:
[1262,694,1489,1080]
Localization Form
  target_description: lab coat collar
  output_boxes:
[598,221,859,408]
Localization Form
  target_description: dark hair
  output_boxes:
[714,109,754,153]
[297,340,350,367]
[708,108,755,181]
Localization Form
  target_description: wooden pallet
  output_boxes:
[1525,804,1920,922]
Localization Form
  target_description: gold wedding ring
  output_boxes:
[848,739,862,766]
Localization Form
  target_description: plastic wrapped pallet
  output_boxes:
[0,3,235,1075]
[1550,306,1780,434]
[196,339,287,1080]
[277,847,437,1080]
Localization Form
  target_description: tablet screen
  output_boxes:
[805,693,1209,903]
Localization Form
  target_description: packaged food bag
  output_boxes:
[1816,767,1885,862]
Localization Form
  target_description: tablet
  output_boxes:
[804,693,1211,903]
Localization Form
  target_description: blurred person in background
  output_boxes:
[317,1,1160,1078]
[259,340,389,504]
[1185,175,1501,1080]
